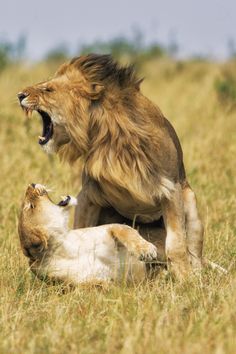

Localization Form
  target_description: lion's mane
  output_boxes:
[57,54,183,205]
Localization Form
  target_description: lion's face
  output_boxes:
[17,67,96,154]
[18,76,75,153]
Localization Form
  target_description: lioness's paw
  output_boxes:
[138,243,158,262]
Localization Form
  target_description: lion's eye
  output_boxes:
[43,87,54,93]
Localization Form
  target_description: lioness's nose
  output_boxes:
[17,92,29,102]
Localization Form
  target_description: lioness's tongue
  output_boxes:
[58,196,71,207]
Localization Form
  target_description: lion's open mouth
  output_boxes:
[37,110,53,145]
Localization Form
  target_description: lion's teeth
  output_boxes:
[22,107,33,118]
[38,136,46,141]
[23,108,28,117]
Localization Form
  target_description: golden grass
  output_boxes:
[0,58,236,354]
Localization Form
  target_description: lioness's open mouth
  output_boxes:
[38,110,53,145]
[58,196,71,207]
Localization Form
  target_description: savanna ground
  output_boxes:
[0,57,236,354]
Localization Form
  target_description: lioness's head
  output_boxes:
[18,184,76,260]
[18,54,141,159]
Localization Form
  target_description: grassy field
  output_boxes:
[0,57,236,354]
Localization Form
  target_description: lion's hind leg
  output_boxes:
[109,225,158,262]
[161,182,191,279]
[183,183,204,269]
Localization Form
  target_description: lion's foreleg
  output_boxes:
[183,184,204,269]
[73,188,101,229]
[161,182,191,279]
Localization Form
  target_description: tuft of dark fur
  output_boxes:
[70,54,142,88]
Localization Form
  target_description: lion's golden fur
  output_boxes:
[53,55,185,207]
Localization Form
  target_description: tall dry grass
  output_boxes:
[0,58,235,354]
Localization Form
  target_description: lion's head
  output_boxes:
[18,54,142,159]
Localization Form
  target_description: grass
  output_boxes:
[0,58,236,354]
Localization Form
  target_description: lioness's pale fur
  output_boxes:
[18,184,160,285]
[18,54,204,278]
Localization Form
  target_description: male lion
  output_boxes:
[18,54,204,278]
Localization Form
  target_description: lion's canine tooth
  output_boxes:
[22,106,27,117]
[38,136,46,141]
[23,107,32,118]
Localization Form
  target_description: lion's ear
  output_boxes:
[72,82,104,101]
[89,83,104,100]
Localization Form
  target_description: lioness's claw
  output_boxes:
[139,244,158,262]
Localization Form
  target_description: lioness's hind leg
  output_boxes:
[109,225,158,262]
[183,184,204,269]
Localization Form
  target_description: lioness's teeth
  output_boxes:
[38,136,46,141]
[60,196,67,200]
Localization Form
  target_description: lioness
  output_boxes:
[18,54,203,278]
[18,184,159,285]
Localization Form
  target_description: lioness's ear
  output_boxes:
[89,83,104,100]
[19,225,48,259]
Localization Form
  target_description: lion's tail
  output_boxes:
[202,258,227,274]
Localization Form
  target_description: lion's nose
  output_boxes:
[17,92,29,102]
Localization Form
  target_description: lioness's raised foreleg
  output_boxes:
[109,224,157,262]
[162,182,191,278]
